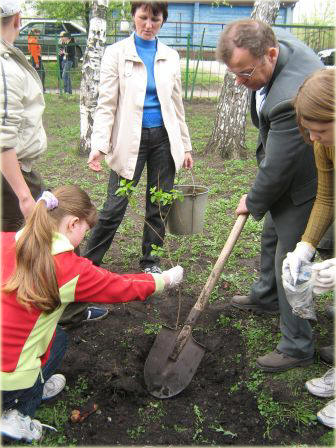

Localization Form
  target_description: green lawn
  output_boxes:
[31,94,334,446]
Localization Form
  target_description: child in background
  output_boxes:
[28,28,45,92]
[0,185,183,442]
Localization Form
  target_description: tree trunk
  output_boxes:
[205,0,280,159]
[79,0,109,155]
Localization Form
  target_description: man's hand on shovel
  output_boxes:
[235,194,249,216]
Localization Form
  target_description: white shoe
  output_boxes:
[305,367,335,397]
[42,373,66,400]
[317,398,336,428]
[0,409,43,442]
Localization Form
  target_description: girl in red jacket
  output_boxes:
[0,185,183,442]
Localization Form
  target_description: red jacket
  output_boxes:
[1,231,164,391]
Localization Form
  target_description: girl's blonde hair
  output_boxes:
[3,185,97,313]
[294,68,335,143]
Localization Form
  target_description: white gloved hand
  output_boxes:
[162,265,184,289]
[282,241,315,285]
[312,258,336,295]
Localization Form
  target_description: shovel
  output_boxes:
[144,213,248,398]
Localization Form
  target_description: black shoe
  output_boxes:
[326,305,335,320]
[318,345,334,365]
[230,295,279,315]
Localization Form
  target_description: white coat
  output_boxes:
[91,34,192,180]
[0,39,46,172]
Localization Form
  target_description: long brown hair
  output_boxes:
[294,68,335,142]
[3,185,97,313]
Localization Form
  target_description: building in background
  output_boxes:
[160,0,298,47]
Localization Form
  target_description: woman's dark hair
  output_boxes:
[131,2,168,23]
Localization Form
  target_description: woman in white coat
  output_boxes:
[85,1,193,273]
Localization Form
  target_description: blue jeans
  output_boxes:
[85,126,176,268]
[62,60,73,94]
[1,326,68,417]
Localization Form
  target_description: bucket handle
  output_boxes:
[189,169,197,197]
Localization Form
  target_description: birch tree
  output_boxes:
[205,0,280,159]
[79,0,109,155]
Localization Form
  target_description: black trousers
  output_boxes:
[85,126,176,268]
[1,169,44,232]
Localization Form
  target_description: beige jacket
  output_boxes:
[91,34,192,179]
[0,39,46,172]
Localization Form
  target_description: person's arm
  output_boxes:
[57,253,183,304]
[171,51,193,167]
[0,59,36,219]
[88,46,120,171]
[246,100,313,220]
[1,148,36,218]
[282,145,334,284]
[301,144,334,247]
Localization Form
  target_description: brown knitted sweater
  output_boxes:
[302,143,334,248]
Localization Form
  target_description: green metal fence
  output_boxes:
[16,22,334,99]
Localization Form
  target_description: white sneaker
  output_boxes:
[0,409,43,442]
[317,398,336,428]
[42,373,66,400]
[305,367,335,397]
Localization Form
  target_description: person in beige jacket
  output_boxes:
[0,1,46,231]
[86,1,193,273]
[0,0,107,326]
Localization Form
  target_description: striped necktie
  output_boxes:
[255,87,268,117]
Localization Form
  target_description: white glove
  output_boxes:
[312,258,336,295]
[162,265,184,289]
[282,242,315,285]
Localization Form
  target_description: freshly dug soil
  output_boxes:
[57,275,331,446]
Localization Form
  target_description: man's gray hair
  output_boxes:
[216,19,278,64]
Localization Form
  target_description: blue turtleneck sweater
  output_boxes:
[134,33,163,128]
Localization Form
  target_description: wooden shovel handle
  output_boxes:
[192,213,248,315]
[169,214,248,361]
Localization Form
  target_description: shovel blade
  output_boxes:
[144,326,205,398]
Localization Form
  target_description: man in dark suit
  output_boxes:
[216,19,323,372]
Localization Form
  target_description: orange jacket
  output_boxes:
[28,35,41,65]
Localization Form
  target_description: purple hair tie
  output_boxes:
[37,191,58,210]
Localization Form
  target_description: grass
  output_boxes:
[42,62,224,95]
[32,95,335,446]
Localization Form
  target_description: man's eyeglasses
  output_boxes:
[227,59,264,79]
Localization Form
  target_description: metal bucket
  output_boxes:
[167,185,209,235]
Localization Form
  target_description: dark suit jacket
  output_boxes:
[246,32,323,239]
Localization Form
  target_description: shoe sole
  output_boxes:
[256,358,314,372]
[230,302,279,315]
[305,385,335,398]
[318,353,334,365]
[1,430,34,443]
[42,387,66,401]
